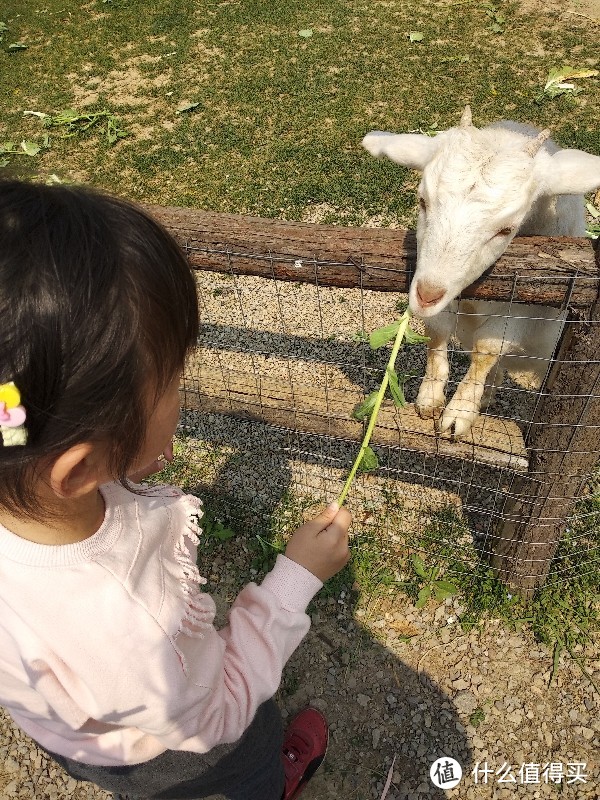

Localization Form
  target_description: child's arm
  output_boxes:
[141,503,351,753]
[5,502,351,764]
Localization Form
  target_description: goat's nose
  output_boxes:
[416,280,445,307]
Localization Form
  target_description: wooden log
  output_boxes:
[491,242,600,596]
[180,370,529,472]
[147,204,598,308]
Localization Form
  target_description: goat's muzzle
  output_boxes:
[415,280,446,309]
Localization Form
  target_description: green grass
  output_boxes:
[1,0,598,222]
[374,484,600,688]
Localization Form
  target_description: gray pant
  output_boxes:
[45,700,285,800]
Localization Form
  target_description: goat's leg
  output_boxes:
[440,345,501,437]
[415,328,450,419]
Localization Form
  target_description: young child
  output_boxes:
[0,180,352,800]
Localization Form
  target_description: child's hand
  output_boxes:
[284,502,351,582]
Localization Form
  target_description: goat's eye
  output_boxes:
[495,226,514,237]
[419,197,427,213]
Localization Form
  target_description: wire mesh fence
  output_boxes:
[150,205,600,596]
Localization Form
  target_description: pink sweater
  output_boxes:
[0,482,322,766]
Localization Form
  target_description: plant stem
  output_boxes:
[338,310,412,507]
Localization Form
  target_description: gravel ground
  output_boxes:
[1,599,598,799]
[1,275,598,799]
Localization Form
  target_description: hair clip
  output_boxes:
[0,382,27,446]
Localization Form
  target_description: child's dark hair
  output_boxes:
[0,180,199,519]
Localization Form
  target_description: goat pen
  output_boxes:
[149,204,600,599]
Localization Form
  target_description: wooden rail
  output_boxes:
[148,204,598,307]
[180,371,529,472]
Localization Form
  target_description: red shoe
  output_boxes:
[281,707,329,800]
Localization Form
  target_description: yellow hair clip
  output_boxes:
[0,382,27,446]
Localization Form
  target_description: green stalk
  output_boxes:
[338,310,412,507]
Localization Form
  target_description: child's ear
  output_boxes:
[49,443,105,499]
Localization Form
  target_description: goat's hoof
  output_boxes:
[439,409,477,439]
[415,401,444,420]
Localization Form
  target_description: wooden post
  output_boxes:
[491,242,600,596]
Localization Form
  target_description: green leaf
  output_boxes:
[20,140,40,156]
[433,580,458,601]
[352,391,379,421]
[586,222,600,240]
[408,31,423,42]
[357,445,379,474]
[540,66,599,101]
[8,41,27,50]
[0,157,9,168]
[106,115,128,143]
[369,320,401,349]
[387,367,407,408]
[255,533,285,553]
[416,586,431,608]
[545,66,598,90]
[411,553,427,578]
[403,326,430,345]
[298,29,313,37]
[208,521,235,541]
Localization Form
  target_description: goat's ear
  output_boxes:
[536,148,600,196]
[362,132,440,170]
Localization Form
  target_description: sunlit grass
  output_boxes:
[1,0,598,221]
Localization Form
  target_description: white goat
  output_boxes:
[362,106,600,437]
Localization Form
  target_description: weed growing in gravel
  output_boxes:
[469,706,486,727]
[409,554,458,609]
[403,492,600,690]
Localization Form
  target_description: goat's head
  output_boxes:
[363,106,600,318]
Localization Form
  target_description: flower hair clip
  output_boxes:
[0,382,27,446]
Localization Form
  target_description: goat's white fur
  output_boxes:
[362,109,600,437]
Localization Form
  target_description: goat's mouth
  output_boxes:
[409,280,449,318]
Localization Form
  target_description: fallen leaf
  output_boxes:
[23,111,49,120]
[544,65,598,92]
[20,140,40,156]
[175,101,200,114]
[298,29,313,37]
